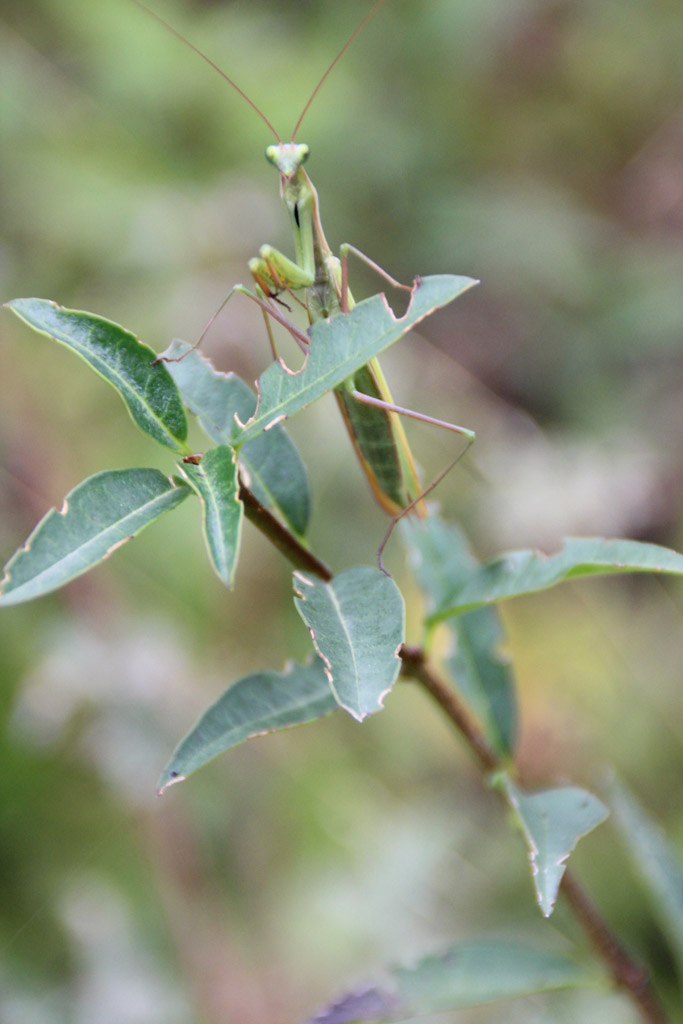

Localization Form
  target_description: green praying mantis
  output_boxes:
[134,0,476,538]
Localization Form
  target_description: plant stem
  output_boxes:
[242,507,669,1024]
[238,481,333,582]
[398,645,670,1024]
[560,872,670,1024]
[399,644,499,772]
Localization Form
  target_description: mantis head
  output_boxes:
[265,143,310,181]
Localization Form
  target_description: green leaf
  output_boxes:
[428,537,683,622]
[403,516,517,757]
[6,299,189,452]
[177,447,243,588]
[446,611,517,758]
[307,941,597,1022]
[403,513,478,611]
[162,340,310,535]
[235,275,477,443]
[293,567,405,721]
[610,780,683,980]
[498,775,609,916]
[0,469,191,606]
[157,659,337,793]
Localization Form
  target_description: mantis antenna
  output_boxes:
[130,0,282,141]
[131,0,390,144]
[291,0,390,141]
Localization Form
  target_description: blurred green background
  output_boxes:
[1,0,682,1020]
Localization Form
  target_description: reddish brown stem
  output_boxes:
[238,481,332,582]
[399,644,499,772]
[240,499,669,1024]
[398,645,670,1024]
[560,872,669,1024]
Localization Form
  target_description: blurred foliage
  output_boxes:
[1,0,682,1021]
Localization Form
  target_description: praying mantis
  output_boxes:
[134,0,476,530]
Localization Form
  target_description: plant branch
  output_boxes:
[560,871,670,1024]
[399,644,499,772]
[399,645,670,1024]
[238,481,333,582]
[231,498,669,1024]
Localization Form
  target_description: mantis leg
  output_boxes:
[377,438,475,574]
[159,283,310,364]
[347,387,476,572]
[339,242,413,314]
[156,285,246,363]
[236,285,310,354]
[349,389,475,444]
[249,245,315,297]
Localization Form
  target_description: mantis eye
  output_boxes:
[298,144,310,164]
[265,145,278,165]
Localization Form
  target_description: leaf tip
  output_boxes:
[157,770,186,796]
